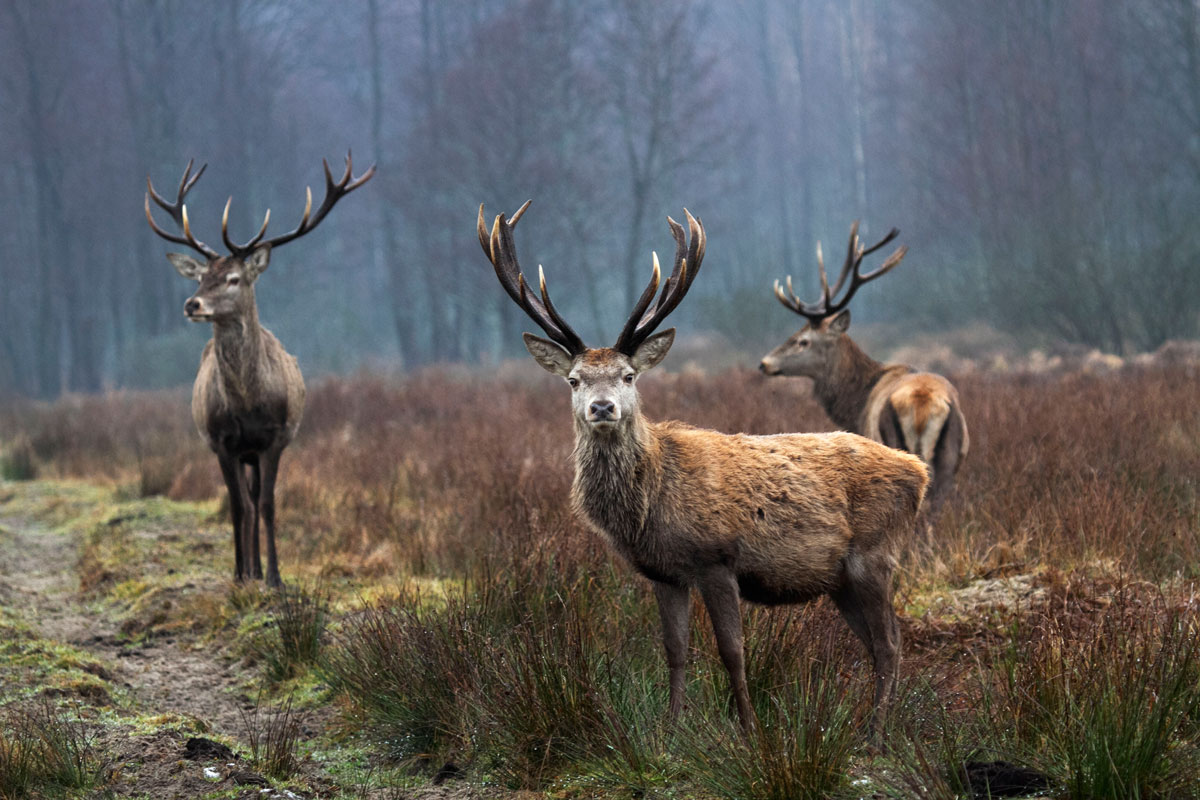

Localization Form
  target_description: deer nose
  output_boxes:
[589,400,616,420]
[759,361,768,373]
[184,298,201,315]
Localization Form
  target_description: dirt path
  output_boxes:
[0,508,249,738]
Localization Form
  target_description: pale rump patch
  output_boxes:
[889,376,952,463]
[862,370,956,464]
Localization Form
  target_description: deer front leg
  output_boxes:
[652,580,690,720]
[259,448,285,588]
[247,457,263,580]
[697,569,756,733]
[216,452,248,581]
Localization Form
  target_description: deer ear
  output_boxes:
[827,309,851,333]
[523,332,573,376]
[166,253,208,281]
[244,244,272,279]
[631,328,675,373]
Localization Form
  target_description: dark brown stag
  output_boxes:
[760,223,968,521]
[479,202,928,733]
[145,155,374,586]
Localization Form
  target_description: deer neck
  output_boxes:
[211,300,268,405]
[813,337,887,431]
[570,411,658,542]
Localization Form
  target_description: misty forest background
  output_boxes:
[2,0,1198,398]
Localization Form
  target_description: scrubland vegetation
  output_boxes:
[1,361,1199,797]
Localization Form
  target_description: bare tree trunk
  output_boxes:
[368,0,408,365]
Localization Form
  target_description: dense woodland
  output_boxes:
[2,0,1198,397]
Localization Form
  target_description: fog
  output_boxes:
[2,0,1196,397]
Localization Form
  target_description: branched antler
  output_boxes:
[146,153,376,260]
[248,151,376,254]
[478,203,705,357]
[774,221,907,323]
[613,211,706,355]
[477,200,587,356]
[145,160,220,259]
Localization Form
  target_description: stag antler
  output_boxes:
[774,221,907,323]
[145,160,220,259]
[612,211,706,356]
[223,151,377,257]
[477,200,587,356]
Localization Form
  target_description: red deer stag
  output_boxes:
[478,201,928,732]
[760,223,968,522]
[145,155,374,586]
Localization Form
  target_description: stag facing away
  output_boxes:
[760,223,969,523]
[478,201,928,734]
[145,155,374,586]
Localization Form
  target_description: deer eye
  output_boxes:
[623,373,635,384]
[226,275,240,286]
[567,377,579,388]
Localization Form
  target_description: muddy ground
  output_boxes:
[0,482,489,800]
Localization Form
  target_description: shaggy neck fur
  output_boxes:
[571,411,659,544]
[812,336,889,430]
[210,295,267,408]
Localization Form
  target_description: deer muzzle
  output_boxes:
[588,399,618,424]
[184,297,212,321]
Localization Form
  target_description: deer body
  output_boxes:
[762,224,968,520]
[573,417,926,604]
[482,203,928,732]
[180,255,306,585]
[146,156,373,585]
[194,315,304,456]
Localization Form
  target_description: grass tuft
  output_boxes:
[0,700,108,798]
[989,595,1200,799]
[680,608,867,800]
[256,581,330,683]
[240,694,306,781]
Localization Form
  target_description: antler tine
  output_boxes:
[774,278,798,312]
[857,242,907,283]
[615,252,663,350]
[145,161,220,259]
[814,241,832,308]
[221,197,272,256]
[825,226,905,313]
[478,201,587,356]
[825,220,861,304]
[859,227,900,259]
[258,151,376,250]
[613,211,706,356]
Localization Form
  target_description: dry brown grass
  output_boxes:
[5,362,1195,589]
[3,362,1199,794]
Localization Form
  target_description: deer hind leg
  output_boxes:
[217,452,249,582]
[924,405,966,521]
[832,553,900,735]
[878,401,907,453]
[259,448,284,588]
[697,569,756,732]
[653,580,691,720]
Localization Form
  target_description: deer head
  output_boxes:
[478,201,705,431]
[760,221,906,377]
[145,155,375,323]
